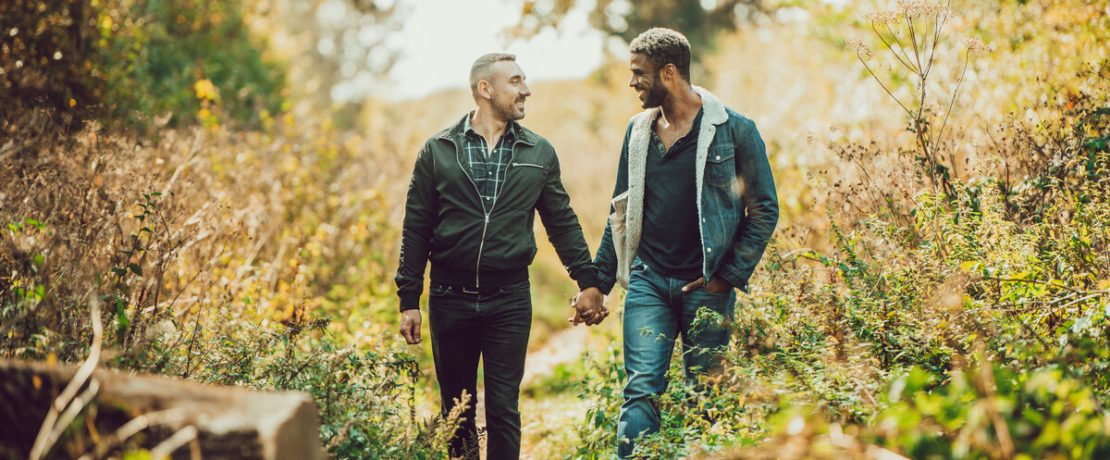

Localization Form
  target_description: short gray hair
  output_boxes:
[469,53,517,99]
[629,28,691,81]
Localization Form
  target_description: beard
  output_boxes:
[492,92,526,121]
[640,73,667,108]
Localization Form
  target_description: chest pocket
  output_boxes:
[507,162,547,195]
[705,144,736,189]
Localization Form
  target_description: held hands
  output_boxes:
[399,309,422,344]
[569,287,608,326]
[681,276,733,294]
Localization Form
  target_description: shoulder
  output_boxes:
[517,124,555,151]
[724,107,759,135]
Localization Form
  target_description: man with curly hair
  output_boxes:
[575,28,779,457]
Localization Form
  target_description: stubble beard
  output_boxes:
[641,74,667,109]
[493,93,526,121]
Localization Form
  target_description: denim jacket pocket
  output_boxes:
[706,145,736,189]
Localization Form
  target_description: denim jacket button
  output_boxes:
[707,247,713,253]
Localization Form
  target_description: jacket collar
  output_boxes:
[438,112,537,146]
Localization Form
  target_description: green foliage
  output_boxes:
[871,364,1110,458]
[0,0,284,131]
[92,0,285,129]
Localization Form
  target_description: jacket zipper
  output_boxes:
[453,135,516,293]
[511,162,544,169]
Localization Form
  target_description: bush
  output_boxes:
[0,0,284,135]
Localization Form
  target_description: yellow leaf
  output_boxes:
[194,79,220,101]
[959,261,979,274]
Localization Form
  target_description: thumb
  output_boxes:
[682,277,705,292]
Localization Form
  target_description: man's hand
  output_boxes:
[682,277,733,295]
[569,287,608,326]
[399,309,422,344]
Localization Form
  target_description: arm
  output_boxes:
[534,145,600,292]
[395,144,437,312]
[716,118,779,292]
[592,123,633,295]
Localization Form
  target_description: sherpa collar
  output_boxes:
[622,86,728,281]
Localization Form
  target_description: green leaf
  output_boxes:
[115,297,130,338]
[24,218,44,229]
[33,253,43,267]
[128,263,143,276]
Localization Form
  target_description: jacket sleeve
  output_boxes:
[593,123,633,295]
[716,118,779,292]
[395,144,437,311]
[534,143,600,291]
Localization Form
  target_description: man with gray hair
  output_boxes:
[396,53,606,459]
[575,27,779,457]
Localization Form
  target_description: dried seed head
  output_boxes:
[964,37,992,54]
[847,39,872,59]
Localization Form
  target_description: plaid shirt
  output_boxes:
[463,113,517,212]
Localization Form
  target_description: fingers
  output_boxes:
[399,313,422,344]
[568,308,584,326]
[400,323,415,344]
[682,277,705,293]
[404,325,421,344]
[591,307,611,326]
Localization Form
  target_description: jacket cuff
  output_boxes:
[716,268,752,294]
[575,268,601,292]
[399,293,421,312]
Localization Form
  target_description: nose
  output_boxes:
[629,75,637,88]
[520,82,532,97]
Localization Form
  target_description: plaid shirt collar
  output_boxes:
[463,111,518,142]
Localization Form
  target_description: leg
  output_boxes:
[479,281,532,460]
[679,287,736,386]
[617,266,678,458]
[429,291,482,459]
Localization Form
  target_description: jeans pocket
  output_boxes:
[496,280,531,295]
[429,283,450,297]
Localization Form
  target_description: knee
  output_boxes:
[623,370,667,402]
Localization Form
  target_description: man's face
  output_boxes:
[483,61,532,121]
[629,53,667,109]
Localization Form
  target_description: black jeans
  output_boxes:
[429,280,531,460]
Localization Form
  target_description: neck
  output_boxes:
[470,106,509,139]
[659,83,701,125]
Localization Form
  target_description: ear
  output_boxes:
[661,63,677,83]
[477,80,493,100]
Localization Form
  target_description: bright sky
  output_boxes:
[384,0,606,100]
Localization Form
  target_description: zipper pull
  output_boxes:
[485,214,490,223]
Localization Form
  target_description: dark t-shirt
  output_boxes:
[639,109,704,280]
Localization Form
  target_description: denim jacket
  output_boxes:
[595,87,779,293]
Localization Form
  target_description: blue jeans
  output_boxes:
[617,258,736,458]
[429,280,532,460]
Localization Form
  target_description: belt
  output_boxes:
[432,280,526,296]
